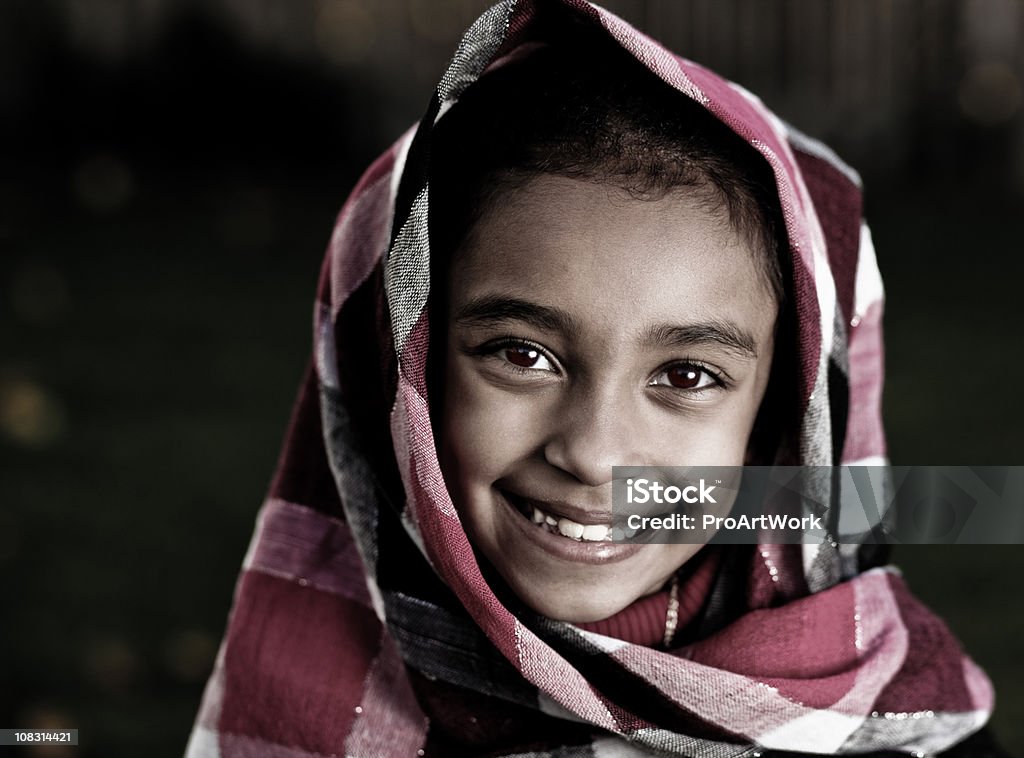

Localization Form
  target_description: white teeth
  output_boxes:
[557,518,585,540]
[522,499,611,541]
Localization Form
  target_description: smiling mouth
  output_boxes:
[502,491,638,543]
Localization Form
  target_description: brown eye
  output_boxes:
[650,364,717,391]
[505,346,542,367]
[497,344,558,373]
[666,366,701,388]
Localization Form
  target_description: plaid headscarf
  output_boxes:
[186,2,993,756]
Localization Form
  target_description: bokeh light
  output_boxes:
[0,377,67,448]
[314,0,376,65]
[161,629,217,684]
[959,61,1022,126]
[71,154,135,214]
[18,705,77,758]
[82,637,140,694]
[408,0,466,44]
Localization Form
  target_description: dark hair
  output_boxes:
[427,30,795,464]
[429,34,787,305]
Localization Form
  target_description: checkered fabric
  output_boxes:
[186,2,993,756]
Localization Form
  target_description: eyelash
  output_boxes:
[471,336,728,392]
[649,359,727,393]
[472,337,560,376]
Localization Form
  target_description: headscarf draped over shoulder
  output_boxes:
[186,2,993,756]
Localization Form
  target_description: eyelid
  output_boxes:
[648,360,728,392]
[471,336,562,374]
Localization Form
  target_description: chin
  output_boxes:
[491,550,687,624]
[532,590,634,622]
[506,578,639,624]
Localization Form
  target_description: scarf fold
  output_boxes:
[186,2,993,756]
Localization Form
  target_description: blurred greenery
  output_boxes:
[1,169,330,757]
[869,187,1024,752]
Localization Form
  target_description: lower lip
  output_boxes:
[495,489,644,566]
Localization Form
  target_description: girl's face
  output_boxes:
[438,175,778,623]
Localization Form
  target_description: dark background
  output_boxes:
[1,1,1022,756]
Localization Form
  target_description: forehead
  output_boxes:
[447,175,777,344]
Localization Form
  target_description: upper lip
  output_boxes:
[501,489,614,526]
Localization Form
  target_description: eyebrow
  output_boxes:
[454,295,758,359]
[454,295,580,338]
[643,323,759,359]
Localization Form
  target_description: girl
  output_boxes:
[187,2,1002,755]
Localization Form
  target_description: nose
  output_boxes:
[542,387,648,486]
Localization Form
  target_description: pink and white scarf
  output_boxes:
[186,2,993,756]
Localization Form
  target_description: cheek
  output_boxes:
[645,387,771,466]
[653,414,754,466]
[438,353,545,490]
